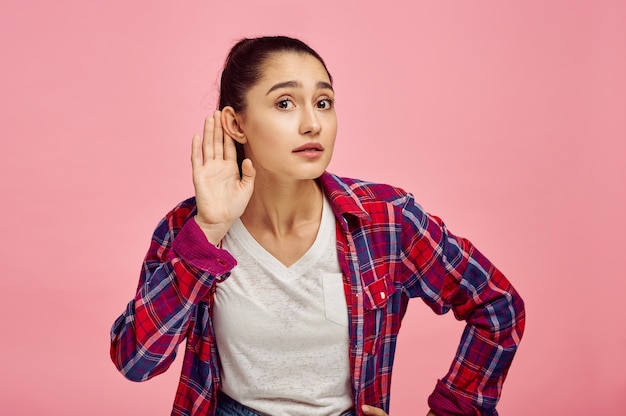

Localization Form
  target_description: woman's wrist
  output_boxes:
[193,215,231,246]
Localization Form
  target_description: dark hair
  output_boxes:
[217,36,333,172]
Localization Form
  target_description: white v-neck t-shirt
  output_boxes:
[213,196,352,416]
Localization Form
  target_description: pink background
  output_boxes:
[1,1,624,414]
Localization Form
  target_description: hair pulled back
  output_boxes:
[218,36,332,113]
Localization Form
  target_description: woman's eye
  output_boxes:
[276,99,294,110]
[317,98,334,110]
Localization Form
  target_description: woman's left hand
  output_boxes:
[361,405,388,415]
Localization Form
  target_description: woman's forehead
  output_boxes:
[258,52,331,86]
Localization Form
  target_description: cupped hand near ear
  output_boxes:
[191,110,256,245]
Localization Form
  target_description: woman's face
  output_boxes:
[237,52,337,182]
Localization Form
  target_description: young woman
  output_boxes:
[110,36,525,416]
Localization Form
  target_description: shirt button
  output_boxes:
[380,292,386,300]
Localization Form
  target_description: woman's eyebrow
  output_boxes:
[266,80,334,95]
[317,81,333,92]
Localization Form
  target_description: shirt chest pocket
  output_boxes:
[362,274,396,310]
[322,273,349,327]
[361,274,397,355]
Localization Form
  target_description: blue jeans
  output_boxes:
[215,391,355,416]
[216,391,265,416]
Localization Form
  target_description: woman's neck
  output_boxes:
[240,175,323,238]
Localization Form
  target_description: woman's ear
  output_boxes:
[221,106,247,144]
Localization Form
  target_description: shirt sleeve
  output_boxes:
[400,194,525,416]
[109,200,236,382]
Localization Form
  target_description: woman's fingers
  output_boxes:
[191,133,203,169]
[223,130,237,161]
[198,111,234,165]
[220,110,238,161]
[240,158,256,188]
[212,110,224,160]
[202,115,214,161]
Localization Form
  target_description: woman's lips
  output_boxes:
[292,142,324,152]
[293,143,324,159]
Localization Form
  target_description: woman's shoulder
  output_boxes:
[153,196,198,234]
[164,196,197,218]
[320,171,412,205]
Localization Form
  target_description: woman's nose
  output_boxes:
[299,106,321,135]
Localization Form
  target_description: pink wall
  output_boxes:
[1,1,624,414]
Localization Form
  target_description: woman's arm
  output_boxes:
[400,194,526,416]
[109,205,236,381]
[110,111,254,381]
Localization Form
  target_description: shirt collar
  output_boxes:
[319,172,372,224]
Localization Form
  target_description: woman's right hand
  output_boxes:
[191,110,256,245]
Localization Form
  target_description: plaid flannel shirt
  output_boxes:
[110,172,525,416]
